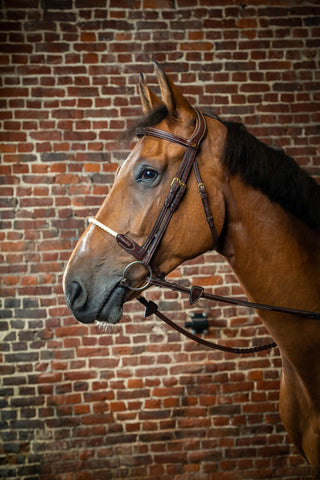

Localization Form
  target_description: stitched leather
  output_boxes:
[137,127,200,150]
[138,296,277,354]
[118,107,217,269]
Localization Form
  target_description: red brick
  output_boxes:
[0,87,29,97]
[0,5,317,480]
[80,32,96,42]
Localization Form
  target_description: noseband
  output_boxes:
[90,107,217,277]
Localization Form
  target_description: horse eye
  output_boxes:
[137,168,158,182]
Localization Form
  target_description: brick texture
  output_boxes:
[1,1,319,479]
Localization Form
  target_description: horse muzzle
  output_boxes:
[63,258,152,324]
[63,272,128,324]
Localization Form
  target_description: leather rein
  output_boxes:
[89,108,320,355]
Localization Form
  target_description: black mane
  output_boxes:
[222,121,320,232]
[122,107,320,232]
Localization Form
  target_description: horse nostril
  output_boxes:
[67,280,88,311]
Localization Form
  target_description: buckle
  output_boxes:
[170,177,187,188]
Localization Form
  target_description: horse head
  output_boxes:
[63,64,227,324]
[62,64,320,479]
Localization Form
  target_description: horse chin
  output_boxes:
[96,284,128,325]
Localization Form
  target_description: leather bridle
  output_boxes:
[88,107,320,355]
[90,108,217,273]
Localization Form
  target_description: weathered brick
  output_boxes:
[0,3,317,480]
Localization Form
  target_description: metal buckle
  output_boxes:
[170,177,187,188]
[120,261,153,291]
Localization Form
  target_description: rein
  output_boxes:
[89,107,320,354]
[137,296,277,355]
[136,276,320,354]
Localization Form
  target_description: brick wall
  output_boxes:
[1,1,319,479]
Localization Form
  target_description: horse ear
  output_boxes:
[154,62,193,118]
[139,73,163,114]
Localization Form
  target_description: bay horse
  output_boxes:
[63,64,320,477]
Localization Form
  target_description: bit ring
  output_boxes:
[121,261,153,291]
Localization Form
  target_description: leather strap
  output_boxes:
[148,276,320,320]
[193,158,218,249]
[137,278,320,354]
[137,127,200,150]
[138,296,277,354]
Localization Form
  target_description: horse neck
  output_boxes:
[219,174,320,364]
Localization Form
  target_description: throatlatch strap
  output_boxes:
[193,159,218,249]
